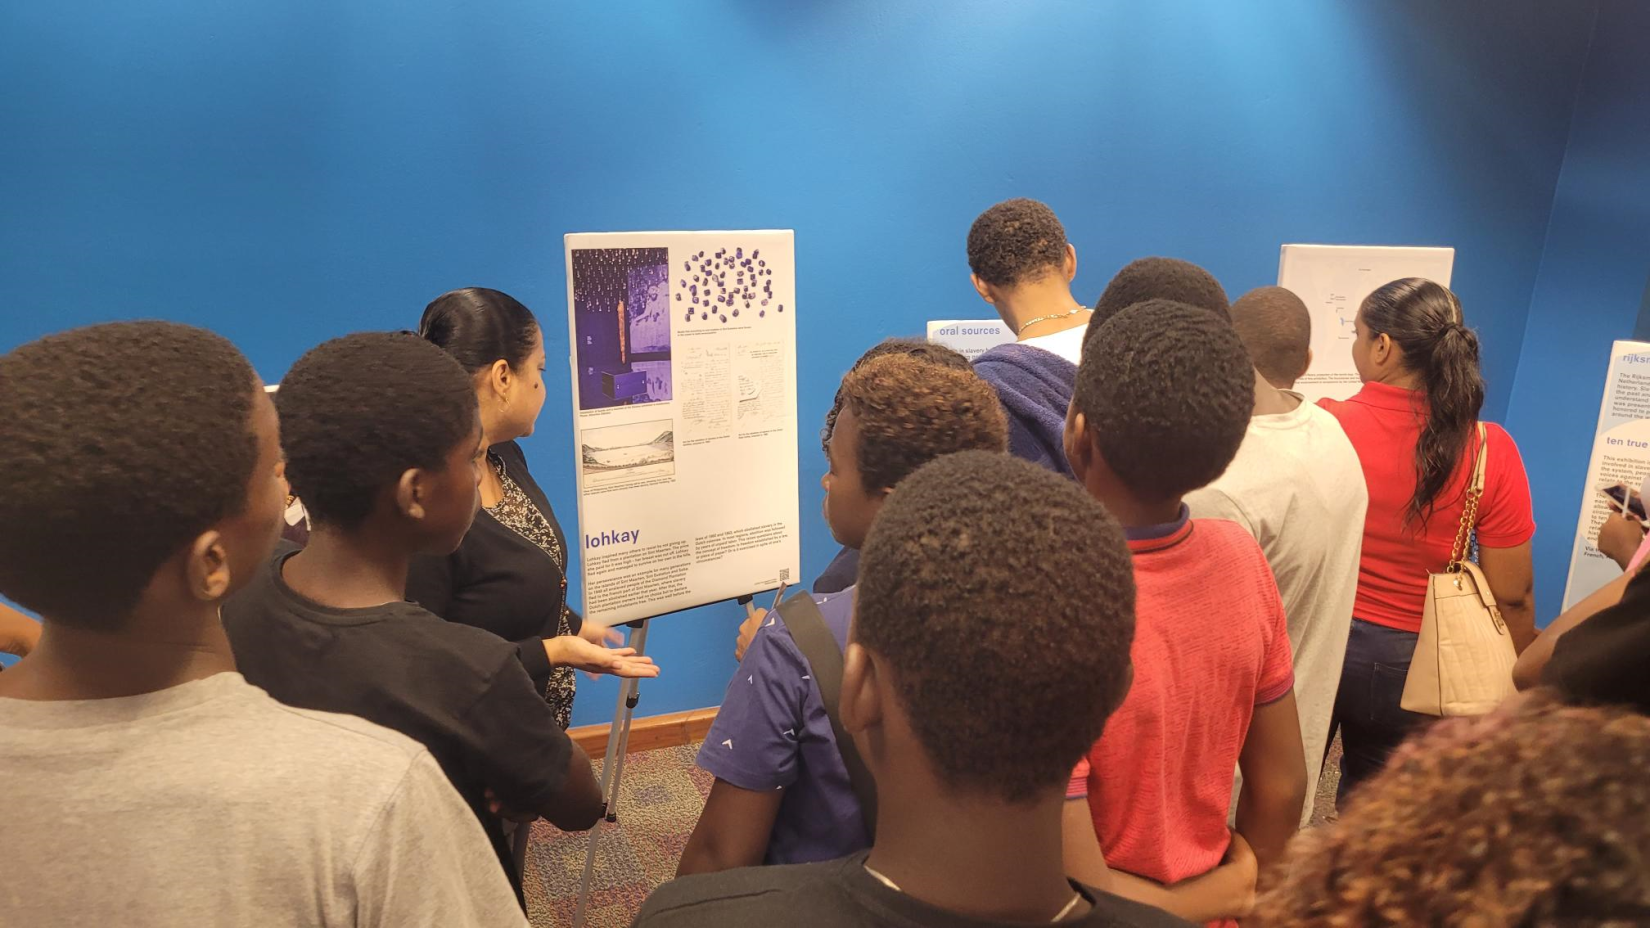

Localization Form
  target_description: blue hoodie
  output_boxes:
[972,343,1079,478]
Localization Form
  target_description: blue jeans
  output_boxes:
[1331,619,1434,806]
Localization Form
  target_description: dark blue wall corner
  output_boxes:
[1505,0,1650,626]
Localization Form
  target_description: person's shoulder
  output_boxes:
[1480,420,1526,459]
[973,343,1077,382]
[1190,515,1264,550]
[813,588,855,634]
[220,677,435,783]
[258,694,429,764]
[394,602,521,665]
[1315,393,1361,424]
[635,862,839,927]
[1187,518,1275,580]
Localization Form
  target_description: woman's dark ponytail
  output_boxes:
[1360,278,1485,528]
[418,288,540,375]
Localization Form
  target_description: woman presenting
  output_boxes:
[410,287,657,730]
[1321,278,1535,802]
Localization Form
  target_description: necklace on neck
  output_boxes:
[862,863,1085,923]
[1015,306,1089,336]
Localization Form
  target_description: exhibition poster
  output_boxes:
[927,319,1015,361]
[1561,340,1650,611]
[564,231,801,627]
[1277,244,1455,403]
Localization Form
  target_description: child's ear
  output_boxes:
[184,529,232,603]
[840,642,883,736]
[1063,404,1091,475]
[396,468,426,520]
[1063,243,1077,281]
[970,273,995,306]
[1300,348,1314,382]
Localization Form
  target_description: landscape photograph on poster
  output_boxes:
[581,418,676,490]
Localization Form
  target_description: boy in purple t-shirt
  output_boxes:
[676,353,1009,874]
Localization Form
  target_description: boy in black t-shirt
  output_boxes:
[633,452,1192,928]
[223,333,603,894]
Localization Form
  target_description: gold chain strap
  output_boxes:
[1448,424,1489,572]
[1448,486,1481,570]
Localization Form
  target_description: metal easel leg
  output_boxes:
[571,619,650,928]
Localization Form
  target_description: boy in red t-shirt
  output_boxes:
[1061,300,1307,907]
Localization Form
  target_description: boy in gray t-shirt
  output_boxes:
[0,322,524,928]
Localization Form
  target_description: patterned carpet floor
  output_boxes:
[523,744,713,928]
[521,740,1344,927]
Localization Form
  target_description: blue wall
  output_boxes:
[1506,0,1650,625]
[0,2,1601,711]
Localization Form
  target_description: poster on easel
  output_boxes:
[1278,244,1455,404]
[1561,340,1650,611]
[927,319,1014,361]
[565,231,801,627]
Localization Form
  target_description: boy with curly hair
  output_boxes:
[678,353,1009,874]
[1255,694,1650,925]
[966,198,1094,476]
[1063,301,1306,922]
[643,453,1192,928]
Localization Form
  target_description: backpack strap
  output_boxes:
[775,591,878,839]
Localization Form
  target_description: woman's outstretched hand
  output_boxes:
[546,634,659,680]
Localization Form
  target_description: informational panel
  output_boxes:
[565,231,801,626]
[1562,340,1650,610]
[1278,244,1455,403]
[927,319,1015,361]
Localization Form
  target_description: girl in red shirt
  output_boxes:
[1320,278,1536,802]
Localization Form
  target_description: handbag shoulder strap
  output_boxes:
[775,591,878,838]
[1449,423,1490,569]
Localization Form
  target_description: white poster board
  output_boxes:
[1561,340,1650,610]
[565,231,801,626]
[926,319,1015,361]
[1278,244,1455,403]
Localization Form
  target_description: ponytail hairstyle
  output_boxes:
[418,288,540,375]
[1360,278,1485,528]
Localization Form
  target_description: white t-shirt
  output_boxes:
[0,672,527,928]
[1185,394,1368,825]
[1018,323,1087,365]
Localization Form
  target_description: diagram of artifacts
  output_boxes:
[581,418,675,491]
[563,230,800,628]
[1277,244,1455,404]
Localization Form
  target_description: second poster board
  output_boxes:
[1278,244,1455,404]
[1562,339,1650,611]
[565,231,801,627]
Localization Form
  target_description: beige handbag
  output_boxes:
[1401,424,1517,717]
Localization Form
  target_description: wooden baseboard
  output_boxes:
[569,707,719,760]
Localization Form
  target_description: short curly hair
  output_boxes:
[1073,300,1253,502]
[1230,286,1311,388]
[822,338,971,456]
[277,332,478,530]
[0,322,260,627]
[855,451,1135,802]
[1254,695,1650,926]
[1088,257,1230,334]
[966,198,1070,288]
[838,354,1008,491]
